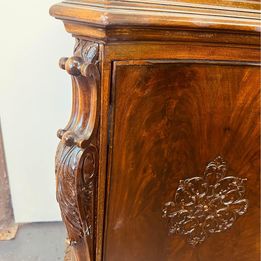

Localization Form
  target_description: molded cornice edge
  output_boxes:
[50,0,261,43]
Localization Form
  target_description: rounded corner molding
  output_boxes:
[162,156,248,246]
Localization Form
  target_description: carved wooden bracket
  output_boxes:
[57,40,100,149]
[55,39,100,261]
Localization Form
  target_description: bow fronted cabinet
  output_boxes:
[49,1,260,260]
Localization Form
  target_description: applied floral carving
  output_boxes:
[162,156,248,246]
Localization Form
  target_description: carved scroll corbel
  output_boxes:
[55,39,100,261]
[57,42,100,148]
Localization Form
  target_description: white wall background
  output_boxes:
[0,1,74,222]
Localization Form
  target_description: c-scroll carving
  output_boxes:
[55,38,100,261]
[57,39,100,149]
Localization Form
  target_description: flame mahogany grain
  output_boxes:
[105,62,260,261]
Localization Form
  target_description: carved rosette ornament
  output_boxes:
[162,156,248,246]
[55,38,100,261]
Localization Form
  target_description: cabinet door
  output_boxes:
[105,61,260,261]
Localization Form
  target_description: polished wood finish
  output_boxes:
[55,38,100,261]
[50,0,260,44]
[50,0,260,260]
[105,61,260,260]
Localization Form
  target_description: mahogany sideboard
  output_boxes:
[50,1,260,260]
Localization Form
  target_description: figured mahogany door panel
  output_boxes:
[104,61,260,261]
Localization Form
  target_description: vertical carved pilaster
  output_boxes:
[55,39,100,261]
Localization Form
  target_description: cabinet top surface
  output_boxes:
[66,0,260,10]
[50,0,261,41]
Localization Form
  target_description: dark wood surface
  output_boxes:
[105,61,260,261]
[50,1,260,260]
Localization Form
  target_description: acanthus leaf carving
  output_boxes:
[162,156,248,246]
[55,38,100,261]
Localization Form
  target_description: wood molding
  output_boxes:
[64,0,260,11]
[50,0,260,41]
